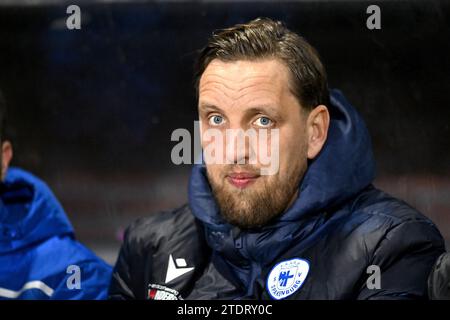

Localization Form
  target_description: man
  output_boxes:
[0,92,112,299]
[109,18,445,300]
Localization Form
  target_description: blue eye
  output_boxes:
[255,116,272,127]
[209,115,224,126]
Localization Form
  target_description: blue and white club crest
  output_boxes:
[266,258,310,300]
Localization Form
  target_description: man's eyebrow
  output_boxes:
[199,103,281,117]
[198,103,223,112]
[245,105,279,115]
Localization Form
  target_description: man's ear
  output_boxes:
[2,140,13,180]
[306,105,330,160]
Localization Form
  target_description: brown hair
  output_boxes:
[194,17,329,110]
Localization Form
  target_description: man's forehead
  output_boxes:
[198,59,290,109]
[199,59,289,88]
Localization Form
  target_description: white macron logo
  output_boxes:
[165,254,194,284]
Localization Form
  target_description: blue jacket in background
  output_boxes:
[0,167,112,299]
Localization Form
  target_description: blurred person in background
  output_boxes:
[0,91,112,299]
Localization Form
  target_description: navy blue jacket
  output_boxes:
[109,90,445,300]
[0,167,112,299]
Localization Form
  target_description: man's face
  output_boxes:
[198,59,310,229]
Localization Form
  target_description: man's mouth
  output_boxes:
[226,171,260,189]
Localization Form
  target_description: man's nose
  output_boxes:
[225,127,255,165]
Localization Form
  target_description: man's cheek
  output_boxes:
[207,165,224,182]
[258,128,280,176]
[274,150,292,179]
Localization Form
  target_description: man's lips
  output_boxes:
[226,172,260,188]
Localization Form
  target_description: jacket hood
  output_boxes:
[0,167,74,253]
[189,89,376,230]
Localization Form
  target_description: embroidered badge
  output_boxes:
[266,258,310,300]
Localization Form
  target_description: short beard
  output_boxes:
[207,163,306,230]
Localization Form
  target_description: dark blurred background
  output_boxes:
[0,0,449,264]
